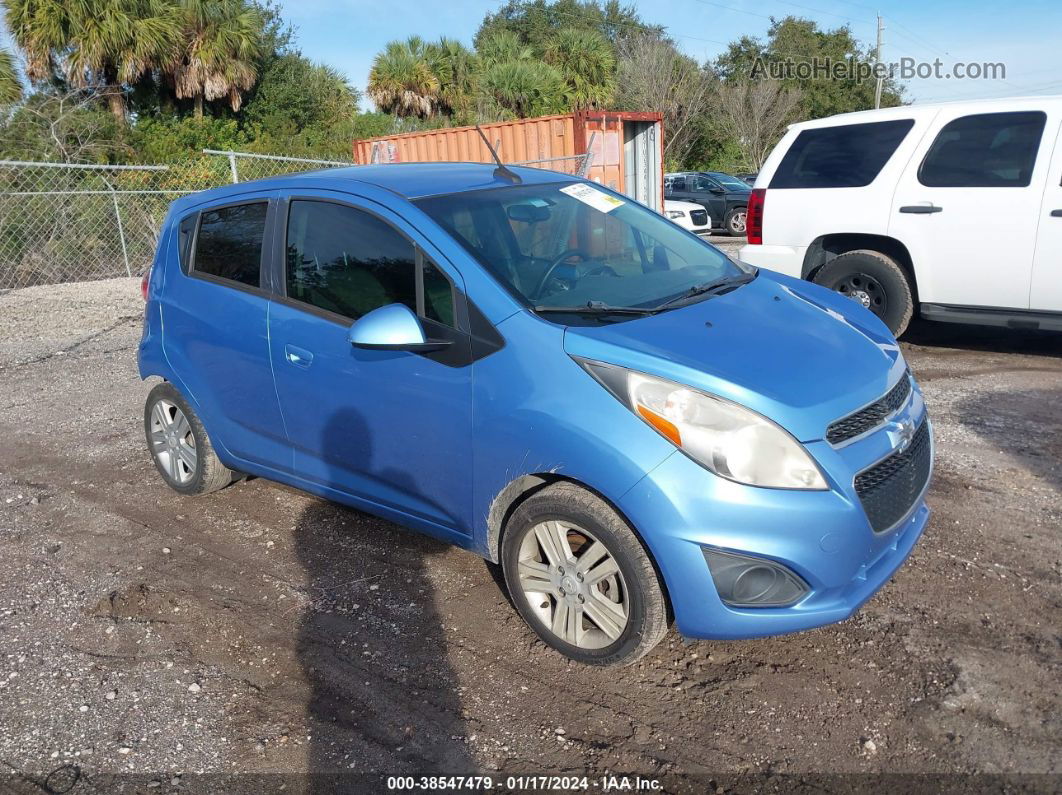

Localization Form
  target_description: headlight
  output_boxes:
[579,362,827,490]
[666,210,684,219]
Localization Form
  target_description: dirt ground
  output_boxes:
[0,273,1059,793]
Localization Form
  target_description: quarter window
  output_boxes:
[770,119,915,189]
[285,200,455,326]
[919,111,1047,188]
[193,202,267,287]
[177,213,197,272]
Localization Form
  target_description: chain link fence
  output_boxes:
[0,151,351,290]
[0,147,591,290]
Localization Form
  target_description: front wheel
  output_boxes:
[724,206,747,236]
[501,482,669,666]
[812,249,915,337]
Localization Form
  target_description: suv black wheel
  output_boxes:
[144,382,235,495]
[812,249,914,336]
[501,482,669,666]
[724,206,747,236]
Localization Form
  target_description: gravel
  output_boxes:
[0,276,1058,791]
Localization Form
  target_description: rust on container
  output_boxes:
[352,111,665,212]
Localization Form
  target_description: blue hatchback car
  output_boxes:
[139,163,932,665]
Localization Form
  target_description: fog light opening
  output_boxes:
[703,548,809,608]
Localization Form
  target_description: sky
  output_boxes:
[277,0,1062,108]
[1,0,1059,108]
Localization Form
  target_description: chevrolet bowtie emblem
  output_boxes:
[888,418,916,453]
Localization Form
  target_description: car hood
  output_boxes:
[561,270,906,442]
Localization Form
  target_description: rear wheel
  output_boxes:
[724,206,747,236]
[812,249,914,337]
[144,382,234,495]
[501,482,669,666]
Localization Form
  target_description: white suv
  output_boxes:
[739,96,1062,335]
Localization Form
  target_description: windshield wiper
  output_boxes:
[651,271,757,312]
[533,300,658,316]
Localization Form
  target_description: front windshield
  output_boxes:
[415,182,746,312]
[710,173,751,191]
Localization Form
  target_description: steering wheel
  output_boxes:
[531,248,591,300]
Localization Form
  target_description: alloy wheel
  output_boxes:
[516,520,629,649]
[148,399,198,484]
[730,210,747,234]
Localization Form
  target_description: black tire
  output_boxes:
[724,206,747,237]
[501,482,669,666]
[144,382,234,496]
[812,249,915,337]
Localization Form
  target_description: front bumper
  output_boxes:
[617,421,931,640]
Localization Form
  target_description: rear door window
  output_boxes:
[918,111,1047,188]
[193,202,268,287]
[770,119,915,189]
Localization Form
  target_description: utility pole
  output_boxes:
[874,13,885,109]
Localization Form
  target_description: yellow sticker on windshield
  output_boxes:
[559,183,625,213]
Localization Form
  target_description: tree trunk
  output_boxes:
[103,89,127,125]
[194,94,204,119]
[102,64,126,126]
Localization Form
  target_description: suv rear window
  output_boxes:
[193,202,268,288]
[918,111,1047,188]
[770,119,915,189]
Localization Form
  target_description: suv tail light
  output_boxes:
[747,188,765,245]
[141,267,151,301]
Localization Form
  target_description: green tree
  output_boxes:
[5,0,182,123]
[714,16,903,119]
[479,59,567,118]
[476,0,651,52]
[367,36,440,119]
[426,38,479,123]
[242,53,357,134]
[0,48,23,105]
[544,27,615,109]
[168,0,267,118]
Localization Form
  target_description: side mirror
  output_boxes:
[347,303,450,352]
[707,185,725,194]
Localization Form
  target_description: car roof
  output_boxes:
[169,162,573,213]
[787,94,1062,131]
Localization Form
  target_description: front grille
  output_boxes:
[855,419,931,532]
[689,209,709,227]
[827,373,912,444]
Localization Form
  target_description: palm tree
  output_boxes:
[544,28,616,110]
[426,38,478,123]
[480,59,567,119]
[476,30,533,69]
[5,0,181,123]
[367,37,440,119]
[0,48,23,105]
[168,0,266,118]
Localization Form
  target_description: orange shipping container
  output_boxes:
[352,111,665,212]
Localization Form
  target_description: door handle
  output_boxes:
[284,344,313,368]
[899,205,943,214]
[1051,209,1062,217]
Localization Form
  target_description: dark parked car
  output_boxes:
[736,173,758,186]
[664,171,752,236]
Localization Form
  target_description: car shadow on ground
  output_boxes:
[293,409,474,789]
[903,319,1062,358]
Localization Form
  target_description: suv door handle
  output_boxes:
[899,204,943,214]
[1051,209,1062,217]
[284,344,313,368]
